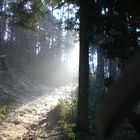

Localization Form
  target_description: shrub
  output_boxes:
[53,96,77,140]
[50,95,97,140]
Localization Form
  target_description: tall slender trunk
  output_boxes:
[109,59,117,79]
[76,1,90,135]
[97,47,105,97]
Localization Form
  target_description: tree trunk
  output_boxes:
[97,47,105,97]
[76,0,90,135]
[109,58,117,79]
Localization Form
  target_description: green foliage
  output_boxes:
[55,97,77,123]
[11,0,45,30]
[0,106,6,121]
[59,121,76,140]
[49,92,97,140]
[53,96,77,140]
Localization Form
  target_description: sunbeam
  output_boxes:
[67,43,79,73]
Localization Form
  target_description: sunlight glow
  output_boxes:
[67,43,79,73]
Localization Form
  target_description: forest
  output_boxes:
[0,0,140,140]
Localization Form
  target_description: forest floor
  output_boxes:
[0,71,77,140]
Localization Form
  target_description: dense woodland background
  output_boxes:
[0,0,140,139]
[0,0,79,86]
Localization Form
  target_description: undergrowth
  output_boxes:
[53,96,77,140]
[52,96,97,140]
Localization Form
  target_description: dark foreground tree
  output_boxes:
[76,0,91,137]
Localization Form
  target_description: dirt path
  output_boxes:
[0,85,76,140]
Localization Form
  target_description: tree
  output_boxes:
[76,0,90,136]
[96,47,105,98]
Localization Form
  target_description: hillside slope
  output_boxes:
[0,70,76,139]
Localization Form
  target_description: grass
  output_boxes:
[0,106,6,121]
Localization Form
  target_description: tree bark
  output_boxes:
[76,0,90,135]
[109,59,117,79]
[97,47,105,97]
